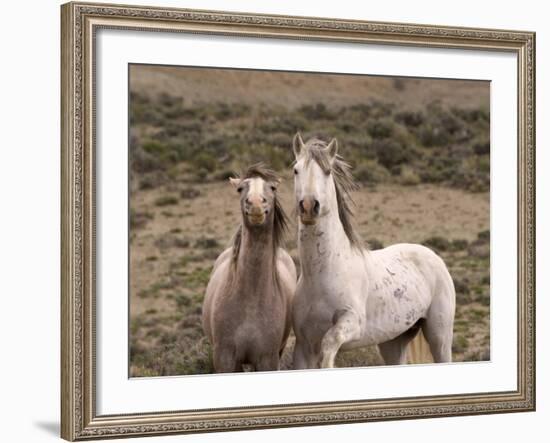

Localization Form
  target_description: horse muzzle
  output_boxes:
[299,197,320,225]
[246,206,267,225]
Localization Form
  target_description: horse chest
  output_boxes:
[216,291,285,342]
[295,278,356,345]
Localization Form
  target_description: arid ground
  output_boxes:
[129,66,490,376]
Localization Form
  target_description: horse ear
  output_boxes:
[229,177,241,189]
[292,132,304,158]
[270,178,281,191]
[327,138,339,161]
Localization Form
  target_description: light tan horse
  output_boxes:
[202,164,297,372]
[291,135,455,369]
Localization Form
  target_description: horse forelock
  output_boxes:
[299,138,363,250]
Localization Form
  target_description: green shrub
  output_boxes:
[473,139,490,155]
[212,102,250,120]
[130,210,153,229]
[298,103,336,120]
[366,118,394,139]
[353,159,390,184]
[154,195,179,207]
[452,335,469,354]
[193,152,217,172]
[174,294,192,308]
[418,123,450,147]
[367,238,384,250]
[477,230,490,242]
[369,101,394,118]
[257,115,308,135]
[128,93,490,192]
[180,187,201,199]
[399,166,421,186]
[453,276,470,295]
[194,237,220,249]
[452,107,490,123]
[158,92,182,108]
[395,110,424,127]
[374,139,410,169]
[423,236,451,252]
[451,239,469,251]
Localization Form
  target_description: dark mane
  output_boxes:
[231,163,289,264]
[300,138,363,250]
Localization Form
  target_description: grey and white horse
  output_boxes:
[291,135,456,369]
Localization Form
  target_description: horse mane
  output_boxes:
[231,163,289,265]
[300,138,364,250]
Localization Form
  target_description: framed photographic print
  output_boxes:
[61,1,536,440]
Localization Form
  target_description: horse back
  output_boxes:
[368,243,455,313]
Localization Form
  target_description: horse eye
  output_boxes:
[294,168,298,175]
[270,185,276,191]
[237,187,243,193]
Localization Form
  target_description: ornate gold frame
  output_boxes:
[61,1,536,440]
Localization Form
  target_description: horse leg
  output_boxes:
[293,339,319,369]
[421,319,453,363]
[213,346,242,373]
[254,352,280,372]
[320,310,361,368]
[422,303,454,363]
[292,342,308,369]
[378,329,418,365]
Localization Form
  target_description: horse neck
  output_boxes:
[298,192,353,277]
[233,220,276,295]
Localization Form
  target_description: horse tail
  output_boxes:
[407,329,433,364]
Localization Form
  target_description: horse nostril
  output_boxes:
[262,197,267,203]
[313,200,320,215]
[245,197,251,205]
